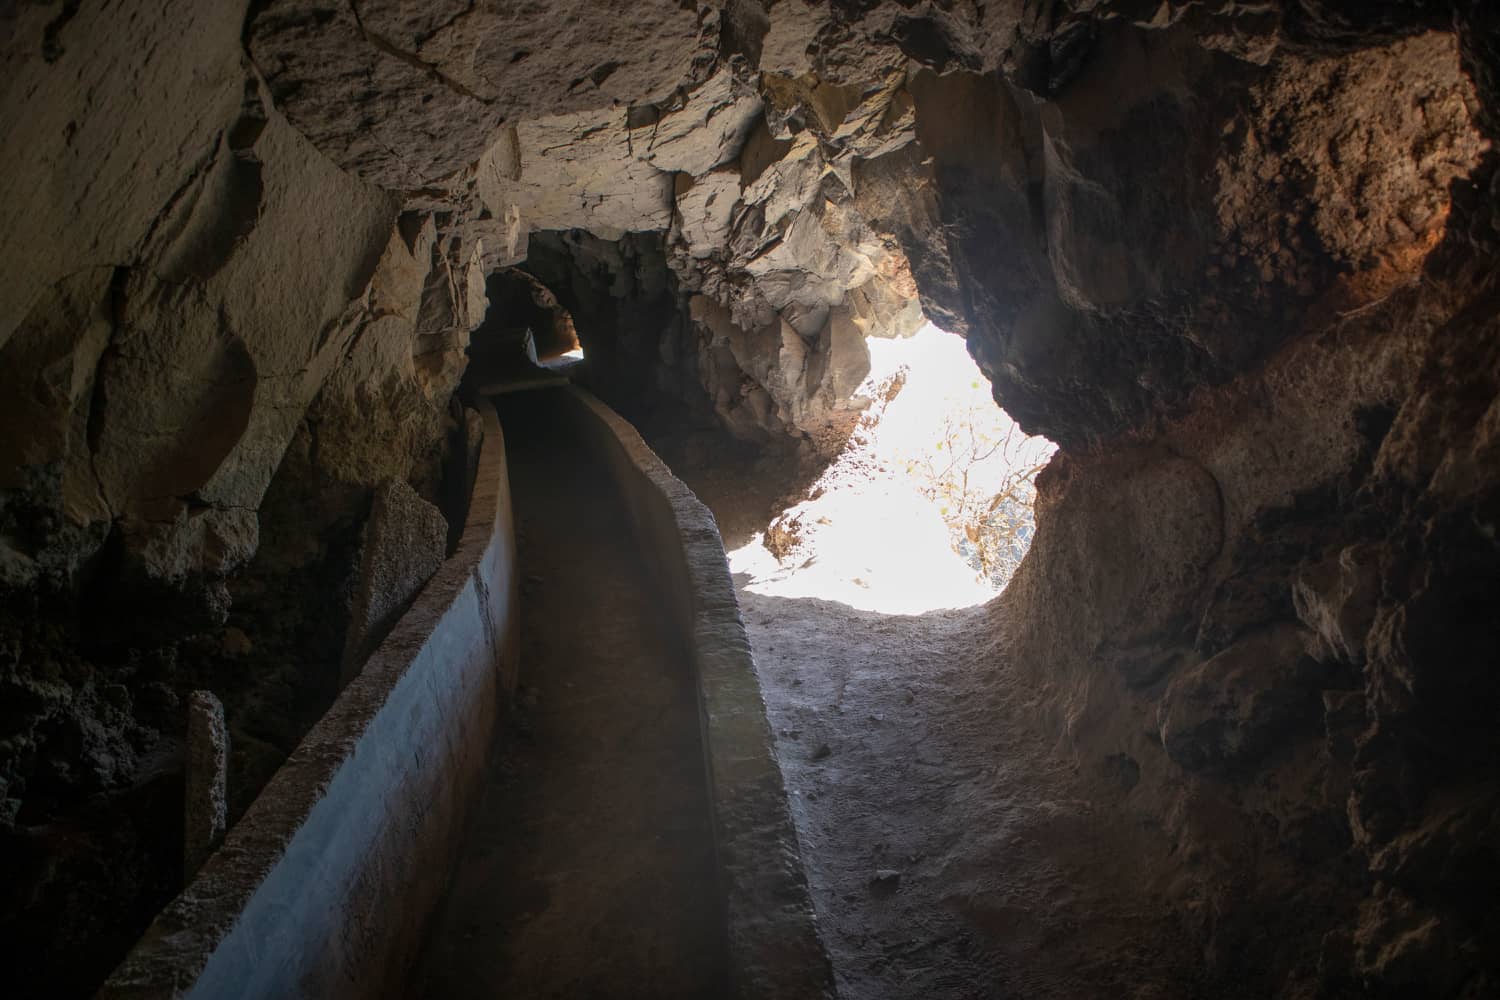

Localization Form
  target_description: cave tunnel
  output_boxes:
[4,2,1500,999]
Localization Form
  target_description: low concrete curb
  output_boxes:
[558,386,835,999]
[99,402,519,1000]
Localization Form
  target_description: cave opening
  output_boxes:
[468,267,583,379]
[728,319,1056,615]
[708,318,1077,999]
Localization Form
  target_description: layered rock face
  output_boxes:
[3,0,1500,997]
[0,3,483,992]
[249,0,927,455]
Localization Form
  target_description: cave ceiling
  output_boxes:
[241,1,1492,452]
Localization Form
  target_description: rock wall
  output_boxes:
[0,3,485,993]
[1001,256,1500,993]
[875,3,1500,995]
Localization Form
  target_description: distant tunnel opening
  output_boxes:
[468,268,582,375]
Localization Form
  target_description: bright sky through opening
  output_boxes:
[728,321,1056,616]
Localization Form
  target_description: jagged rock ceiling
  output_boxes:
[238,0,1492,453]
[247,0,936,452]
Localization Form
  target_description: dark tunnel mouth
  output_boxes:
[468,266,582,372]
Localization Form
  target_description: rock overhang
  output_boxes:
[241,2,1493,455]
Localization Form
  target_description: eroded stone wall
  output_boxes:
[0,3,484,992]
[1001,257,1500,992]
[884,4,1500,995]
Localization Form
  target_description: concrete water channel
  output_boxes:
[412,390,726,997]
[100,384,830,999]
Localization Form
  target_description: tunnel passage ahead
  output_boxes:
[411,389,726,998]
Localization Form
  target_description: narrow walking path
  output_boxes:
[736,588,1210,1000]
[412,390,726,999]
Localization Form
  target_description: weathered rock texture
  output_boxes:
[0,2,483,993]
[246,0,927,458]
[183,690,228,881]
[340,479,448,684]
[3,0,1500,997]
[1000,252,1500,996]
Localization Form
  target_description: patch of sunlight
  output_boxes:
[543,345,585,370]
[727,320,1056,616]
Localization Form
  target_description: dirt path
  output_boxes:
[412,391,725,999]
[737,587,1209,1000]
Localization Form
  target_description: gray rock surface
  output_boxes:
[0,6,483,989]
[341,479,449,683]
[184,691,229,881]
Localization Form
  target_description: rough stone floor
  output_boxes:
[736,589,1213,1000]
[680,460,1209,997]
[411,390,726,999]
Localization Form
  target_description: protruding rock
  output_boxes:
[1293,543,1382,664]
[1158,625,1323,774]
[184,690,228,881]
[341,480,449,684]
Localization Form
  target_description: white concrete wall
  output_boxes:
[99,402,518,1000]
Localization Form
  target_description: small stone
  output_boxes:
[811,743,832,760]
